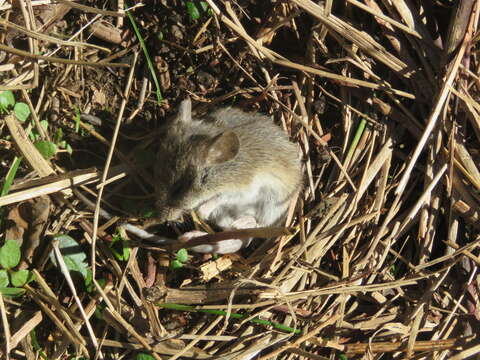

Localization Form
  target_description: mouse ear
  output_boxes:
[204,131,240,165]
[175,98,192,124]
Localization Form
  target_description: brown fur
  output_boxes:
[155,99,302,228]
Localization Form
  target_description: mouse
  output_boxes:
[154,98,302,254]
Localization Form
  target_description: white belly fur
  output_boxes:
[196,173,291,229]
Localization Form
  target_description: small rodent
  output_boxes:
[155,98,302,254]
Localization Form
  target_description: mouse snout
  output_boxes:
[157,206,183,223]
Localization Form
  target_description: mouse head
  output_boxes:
[155,98,240,222]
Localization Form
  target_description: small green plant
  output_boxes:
[0,90,30,121]
[49,234,105,293]
[185,1,211,20]
[28,119,47,142]
[170,248,189,270]
[50,234,89,279]
[136,353,155,360]
[0,90,15,113]
[125,4,162,104]
[74,106,81,133]
[0,156,22,228]
[158,303,301,334]
[13,102,30,122]
[29,118,72,157]
[109,231,131,262]
[34,140,57,159]
[0,240,35,296]
[0,90,71,159]
[53,127,72,154]
[30,329,49,359]
[390,263,398,277]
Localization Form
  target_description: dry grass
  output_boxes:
[1,0,479,359]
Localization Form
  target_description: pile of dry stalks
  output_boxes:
[0,0,479,359]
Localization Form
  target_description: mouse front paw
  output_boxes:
[178,230,209,242]
[191,238,247,254]
[178,230,248,254]
[178,215,257,254]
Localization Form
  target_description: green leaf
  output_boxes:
[170,259,184,270]
[66,143,73,155]
[26,271,35,284]
[122,243,130,261]
[110,233,130,262]
[176,248,188,263]
[39,120,49,131]
[0,240,21,269]
[199,1,208,11]
[11,269,34,287]
[85,270,105,293]
[0,270,9,287]
[110,245,123,261]
[125,7,162,104]
[111,233,121,245]
[34,140,57,159]
[87,275,106,294]
[74,107,81,133]
[49,234,89,279]
[0,90,15,113]
[136,353,155,360]
[94,303,105,320]
[28,128,37,142]
[85,268,95,292]
[29,329,49,360]
[199,1,210,13]
[1,157,22,197]
[186,1,200,20]
[54,128,64,144]
[30,329,40,349]
[85,268,93,286]
[157,303,302,334]
[0,287,25,297]
[390,264,397,276]
[13,102,31,122]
